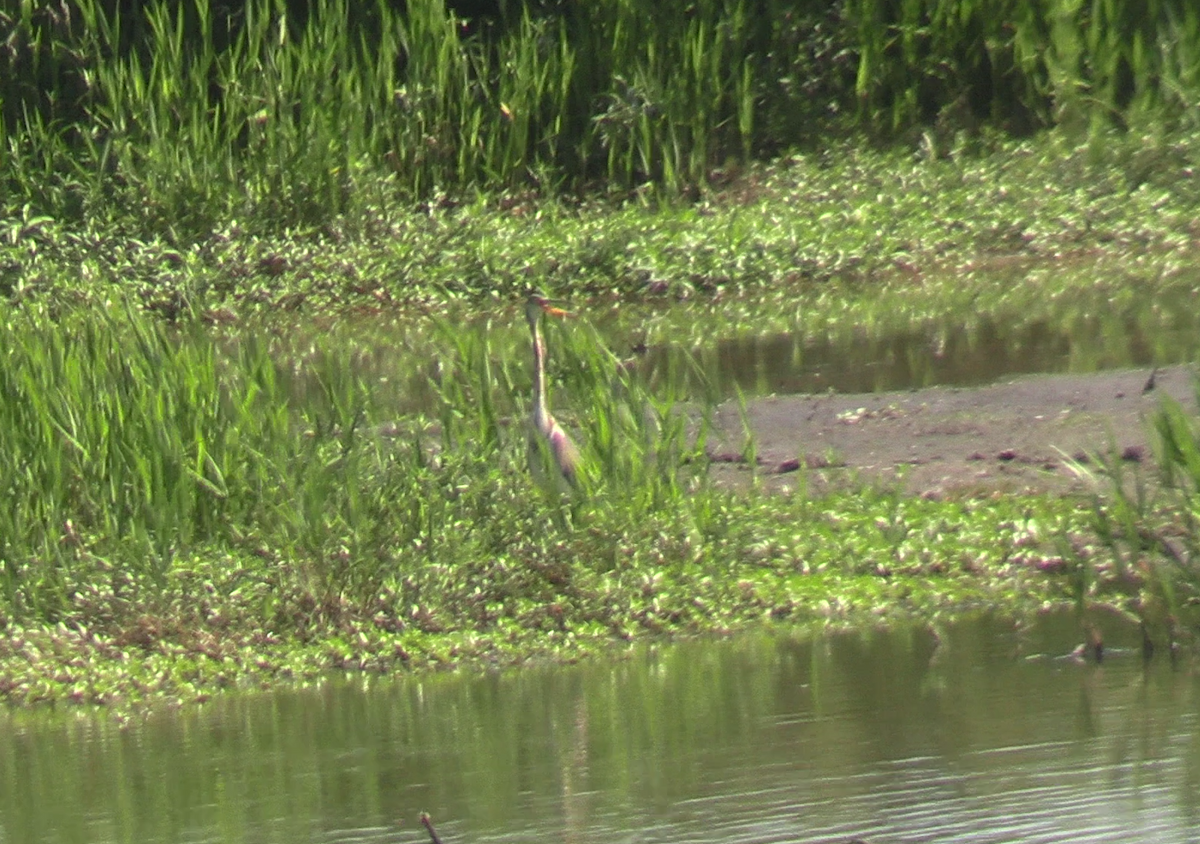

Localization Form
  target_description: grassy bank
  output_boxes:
[6,128,1200,319]
[0,123,1199,709]
[4,280,1198,712]
[0,301,1105,711]
[5,0,1200,318]
[2,0,1200,712]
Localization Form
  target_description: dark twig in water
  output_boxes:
[420,813,445,844]
[1088,625,1103,663]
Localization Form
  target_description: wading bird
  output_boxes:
[526,293,580,487]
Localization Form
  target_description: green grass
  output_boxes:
[1070,380,1200,654]
[4,128,1200,321]
[3,0,1200,709]
[0,300,1099,709]
[3,0,1200,238]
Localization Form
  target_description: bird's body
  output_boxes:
[526,294,580,487]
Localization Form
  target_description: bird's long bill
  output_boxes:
[540,302,573,319]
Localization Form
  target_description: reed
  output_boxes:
[3,0,1199,235]
[1080,382,1200,653]
[0,300,720,624]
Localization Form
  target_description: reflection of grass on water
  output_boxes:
[0,303,1099,709]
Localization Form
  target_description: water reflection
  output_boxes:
[646,297,1200,398]
[1,613,1198,844]
[256,279,1200,417]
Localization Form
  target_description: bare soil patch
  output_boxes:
[712,366,1197,497]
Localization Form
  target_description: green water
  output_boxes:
[259,269,1200,416]
[642,285,1200,397]
[1,614,1198,844]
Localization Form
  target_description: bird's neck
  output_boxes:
[531,320,549,427]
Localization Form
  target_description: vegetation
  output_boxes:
[1071,382,1200,656]
[1,0,1199,710]
[5,129,1200,321]
[2,0,1200,238]
[0,300,1096,708]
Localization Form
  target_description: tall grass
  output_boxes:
[3,0,1200,236]
[0,301,717,625]
[1082,380,1200,652]
[0,304,366,615]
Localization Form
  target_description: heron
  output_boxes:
[525,293,580,487]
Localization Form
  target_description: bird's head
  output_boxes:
[525,292,571,328]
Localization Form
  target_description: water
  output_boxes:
[21,268,1195,843]
[2,614,1198,844]
[640,287,1200,398]
[262,270,1200,415]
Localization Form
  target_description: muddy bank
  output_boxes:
[712,365,1197,496]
